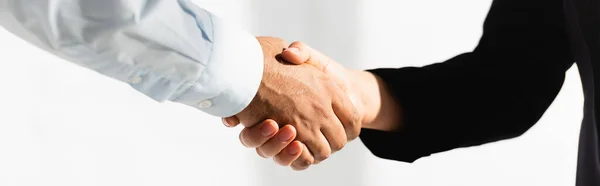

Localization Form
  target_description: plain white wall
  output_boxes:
[0,0,583,186]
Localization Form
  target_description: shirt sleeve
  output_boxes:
[0,0,264,117]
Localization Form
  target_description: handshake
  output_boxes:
[222,37,401,171]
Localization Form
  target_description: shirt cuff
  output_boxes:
[170,15,264,117]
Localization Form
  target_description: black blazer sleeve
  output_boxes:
[359,0,575,162]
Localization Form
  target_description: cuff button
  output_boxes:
[129,76,143,84]
[197,100,213,108]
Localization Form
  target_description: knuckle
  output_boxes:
[242,134,261,148]
[239,131,250,148]
[330,140,347,152]
[255,148,268,159]
[310,105,329,120]
[314,149,331,162]
[309,100,325,111]
[294,158,313,168]
[354,124,362,137]
[346,114,360,128]
[273,156,284,166]
[352,114,361,126]
[345,118,362,141]
[260,150,275,158]
[347,125,361,141]
[312,159,321,165]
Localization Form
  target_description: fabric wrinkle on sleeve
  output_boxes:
[2,0,264,117]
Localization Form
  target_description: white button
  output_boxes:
[130,76,143,84]
[197,100,213,108]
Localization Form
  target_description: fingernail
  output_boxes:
[286,146,300,155]
[222,118,231,127]
[260,125,276,137]
[286,47,300,54]
[278,130,294,142]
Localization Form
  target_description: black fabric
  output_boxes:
[358,0,600,185]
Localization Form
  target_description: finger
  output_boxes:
[273,141,303,166]
[330,86,362,141]
[302,130,331,163]
[282,42,331,71]
[319,115,348,154]
[283,42,348,91]
[281,41,311,65]
[239,119,279,148]
[256,125,297,158]
[222,116,240,128]
[291,143,315,171]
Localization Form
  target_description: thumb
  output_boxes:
[282,41,330,71]
[281,47,307,65]
[283,41,350,92]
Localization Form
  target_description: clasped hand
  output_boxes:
[223,37,364,171]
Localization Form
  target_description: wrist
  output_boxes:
[345,70,377,126]
[349,70,402,132]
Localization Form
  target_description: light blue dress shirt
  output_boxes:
[0,0,264,117]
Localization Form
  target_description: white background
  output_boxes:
[0,0,583,186]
